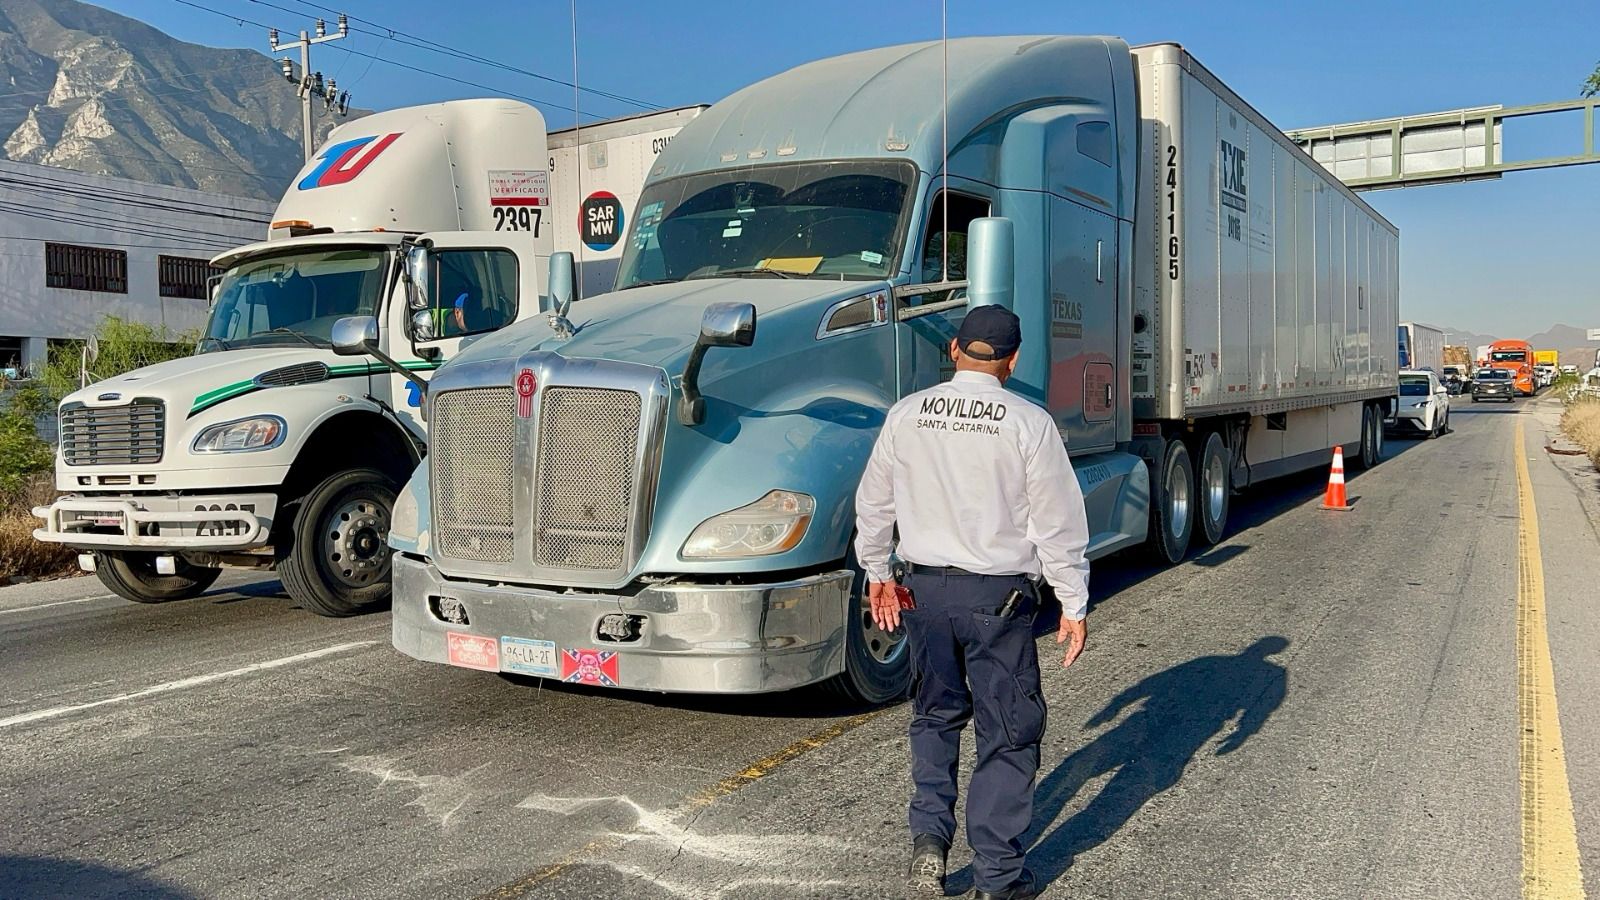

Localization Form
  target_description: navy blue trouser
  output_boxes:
[901,570,1046,893]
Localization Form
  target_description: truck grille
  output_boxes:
[431,388,516,562]
[534,387,642,571]
[60,399,165,465]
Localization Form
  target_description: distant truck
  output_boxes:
[33,100,695,616]
[1397,322,1444,372]
[1443,344,1471,370]
[378,38,1400,700]
[1487,339,1536,395]
[1475,344,1491,368]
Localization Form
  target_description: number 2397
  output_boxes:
[494,206,542,235]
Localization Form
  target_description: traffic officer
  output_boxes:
[855,304,1090,900]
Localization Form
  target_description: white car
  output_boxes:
[1388,369,1450,438]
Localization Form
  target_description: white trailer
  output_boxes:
[1129,44,1399,557]
[1398,321,1445,372]
[548,106,706,297]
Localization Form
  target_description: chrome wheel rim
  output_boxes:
[1204,450,1227,525]
[1168,454,1191,542]
[324,496,390,588]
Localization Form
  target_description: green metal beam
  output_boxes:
[1285,98,1600,190]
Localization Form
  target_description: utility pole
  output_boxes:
[269,16,352,161]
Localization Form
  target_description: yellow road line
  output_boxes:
[476,709,885,898]
[1514,421,1586,899]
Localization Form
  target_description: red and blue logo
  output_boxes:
[297,132,401,190]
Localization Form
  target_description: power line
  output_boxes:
[244,0,659,109]
[168,0,613,120]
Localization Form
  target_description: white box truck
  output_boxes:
[548,106,706,297]
[33,100,697,617]
[385,38,1400,700]
[1398,321,1444,372]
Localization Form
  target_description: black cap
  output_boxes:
[956,304,1022,360]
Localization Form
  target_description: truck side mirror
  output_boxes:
[332,316,379,356]
[546,251,575,315]
[678,302,757,426]
[966,217,1015,310]
[404,245,432,311]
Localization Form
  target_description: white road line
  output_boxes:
[0,595,115,615]
[0,640,377,729]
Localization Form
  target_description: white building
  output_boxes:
[0,158,274,374]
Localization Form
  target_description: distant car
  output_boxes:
[1561,364,1580,375]
[1472,368,1516,402]
[1441,365,1468,394]
[1388,370,1451,437]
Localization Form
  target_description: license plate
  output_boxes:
[446,632,499,671]
[500,636,557,677]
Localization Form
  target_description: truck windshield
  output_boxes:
[1490,350,1526,363]
[201,248,388,352]
[614,159,915,288]
[1398,377,1431,396]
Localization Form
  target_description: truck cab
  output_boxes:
[34,99,552,616]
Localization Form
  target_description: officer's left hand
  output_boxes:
[867,581,900,632]
[1058,615,1087,668]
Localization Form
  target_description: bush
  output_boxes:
[0,475,75,581]
[37,315,199,401]
[0,382,53,496]
[1561,395,1600,471]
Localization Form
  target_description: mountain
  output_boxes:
[0,0,361,200]
[1437,322,1599,369]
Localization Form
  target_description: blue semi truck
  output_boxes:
[357,37,1399,700]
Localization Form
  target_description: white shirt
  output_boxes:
[853,370,1092,620]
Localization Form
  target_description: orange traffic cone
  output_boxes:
[1320,446,1351,511]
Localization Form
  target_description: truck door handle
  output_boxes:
[1104,382,1113,405]
[1096,240,1103,283]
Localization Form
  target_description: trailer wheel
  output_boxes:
[1145,439,1194,565]
[825,546,911,704]
[276,468,396,617]
[93,551,221,604]
[1195,432,1231,546]
[1354,405,1383,471]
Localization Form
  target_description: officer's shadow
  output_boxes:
[948,636,1290,895]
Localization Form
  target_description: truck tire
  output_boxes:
[1353,405,1383,471]
[1145,439,1194,565]
[1195,432,1231,546]
[93,551,221,604]
[276,468,397,617]
[825,550,911,705]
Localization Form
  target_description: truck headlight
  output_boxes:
[681,490,815,559]
[192,416,287,453]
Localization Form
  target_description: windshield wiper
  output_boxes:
[197,335,233,351]
[691,266,804,280]
[254,327,325,349]
[618,278,681,290]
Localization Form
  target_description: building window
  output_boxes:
[45,243,127,294]
[159,255,221,300]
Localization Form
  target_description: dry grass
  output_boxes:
[1561,395,1600,471]
[0,474,77,582]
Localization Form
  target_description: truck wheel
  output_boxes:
[93,551,221,604]
[1353,405,1383,470]
[1145,439,1194,565]
[1195,432,1231,546]
[825,550,911,704]
[277,468,396,617]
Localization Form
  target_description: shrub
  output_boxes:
[1561,395,1600,471]
[37,315,199,401]
[0,382,53,495]
[0,475,75,581]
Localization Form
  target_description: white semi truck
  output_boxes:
[1398,321,1444,373]
[33,100,697,616]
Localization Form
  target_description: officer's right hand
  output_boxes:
[1058,615,1087,668]
[867,581,900,632]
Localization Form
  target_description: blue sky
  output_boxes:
[109,0,1599,338]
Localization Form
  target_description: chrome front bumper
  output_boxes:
[391,554,851,694]
[33,493,276,550]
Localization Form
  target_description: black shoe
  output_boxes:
[970,868,1038,900]
[906,833,948,892]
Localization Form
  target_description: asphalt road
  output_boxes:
[2,396,1598,899]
